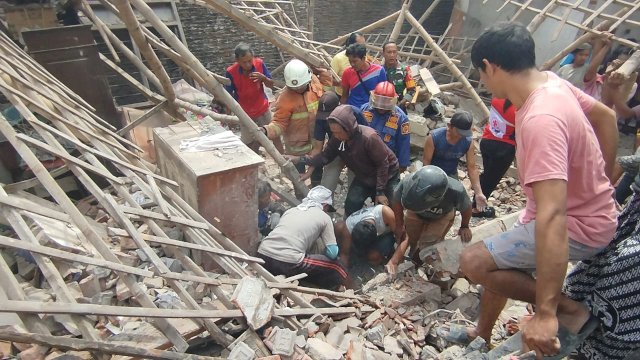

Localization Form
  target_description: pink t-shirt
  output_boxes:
[516,72,617,248]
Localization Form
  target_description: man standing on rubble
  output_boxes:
[302,105,399,217]
[382,41,416,113]
[257,186,350,289]
[423,110,490,216]
[341,43,387,107]
[385,165,472,274]
[359,81,411,173]
[225,43,275,152]
[447,23,618,359]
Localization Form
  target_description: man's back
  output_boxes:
[516,72,617,248]
[258,206,333,263]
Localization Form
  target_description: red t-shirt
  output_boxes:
[225,58,270,119]
[482,98,516,146]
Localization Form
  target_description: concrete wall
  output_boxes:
[459,0,639,69]
[459,0,582,68]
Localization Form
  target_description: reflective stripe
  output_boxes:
[286,143,313,155]
[291,111,309,120]
[306,101,319,111]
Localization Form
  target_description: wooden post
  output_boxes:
[389,1,408,42]
[398,0,442,48]
[326,11,401,46]
[526,1,558,32]
[307,0,314,41]
[612,50,640,79]
[113,0,180,118]
[540,7,628,71]
[404,11,490,122]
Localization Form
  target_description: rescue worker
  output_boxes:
[260,59,323,187]
[382,41,416,113]
[334,204,397,268]
[360,81,411,172]
[257,186,350,290]
[303,105,400,217]
[386,165,472,274]
[225,43,275,152]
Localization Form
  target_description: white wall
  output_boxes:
[459,0,599,68]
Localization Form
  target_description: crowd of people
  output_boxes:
[225,22,639,360]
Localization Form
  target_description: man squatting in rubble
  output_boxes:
[257,186,350,289]
[439,23,618,359]
[385,165,473,275]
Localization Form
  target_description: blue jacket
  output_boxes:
[357,104,411,167]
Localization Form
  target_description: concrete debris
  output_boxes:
[271,328,296,356]
[382,335,403,356]
[437,345,464,360]
[445,293,480,320]
[231,277,275,330]
[228,341,256,360]
[306,338,342,360]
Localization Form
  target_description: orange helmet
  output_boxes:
[370,81,398,110]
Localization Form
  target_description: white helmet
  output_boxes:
[284,59,312,88]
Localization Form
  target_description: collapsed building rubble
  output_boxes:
[0,0,638,358]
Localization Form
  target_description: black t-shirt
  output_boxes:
[392,176,471,219]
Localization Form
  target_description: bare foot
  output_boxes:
[556,302,591,335]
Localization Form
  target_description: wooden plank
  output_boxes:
[0,195,73,223]
[117,100,167,136]
[0,235,153,278]
[0,300,357,318]
[120,205,209,229]
[108,227,265,264]
[419,68,441,96]
[405,11,489,121]
[3,165,69,193]
[0,329,221,360]
[26,118,178,186]
[15,133,124,185]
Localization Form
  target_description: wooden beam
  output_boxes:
[404,11,490,122]
[0,329,222,360]
[327,11,401,46]
[0,300,357,318]
[130,0,311,197]
[108,227,266,264]
[117,100,167,135]
[120,205,209,229]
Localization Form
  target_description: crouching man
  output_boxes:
[386,165,472,274]
[334,204,397,268]
[257,186,351,289]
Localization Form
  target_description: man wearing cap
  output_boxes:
[360,81,411,172]
[257,186,350,289]
[423,110,488,212]
[303,105,400,217]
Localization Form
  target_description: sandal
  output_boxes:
[472,206,496,218]
[436,323,473,345]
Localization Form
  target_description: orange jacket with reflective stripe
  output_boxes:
[265,75,324,155]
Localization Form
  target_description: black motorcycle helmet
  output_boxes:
[400,165,449,212]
